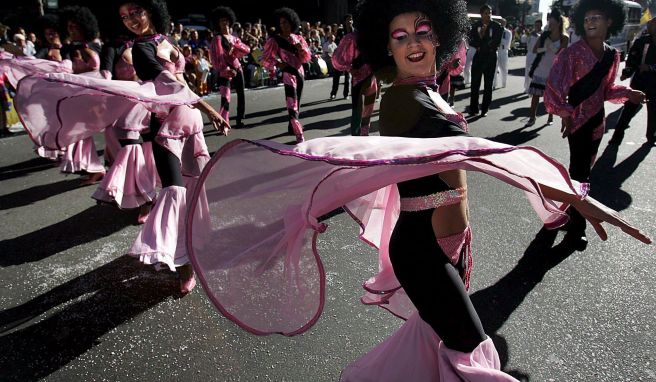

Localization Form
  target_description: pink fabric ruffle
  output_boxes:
[128,185,188,272]
[186,136,587,336]
[60,137,105,174]
[0,56,72,87]
[103,128,122,167]
[35,146,63,161]
[15,70,200,151]
[92,143,157,209]
[340,313,519,382]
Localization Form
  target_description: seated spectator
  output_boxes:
[178,29,189,47]
[14,33,36,56]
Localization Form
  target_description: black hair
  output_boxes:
[60,6,100,41]
[480,4,492,14]
[273,7,301,34]
[571,0,625,38]
[210,6,237,30]
[116,0,171,35]
[37,14,63,41]
[356,0,470,82]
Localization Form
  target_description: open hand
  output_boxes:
[628,89,646,105]
[573,196,652,244]
[209,112,230,135]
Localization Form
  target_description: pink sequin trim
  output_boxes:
[399,187,466,212]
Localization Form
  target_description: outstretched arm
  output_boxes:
[538,184,652,244]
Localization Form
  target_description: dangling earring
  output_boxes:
[387,49,393,56]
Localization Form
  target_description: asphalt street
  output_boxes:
[0,56,654,382]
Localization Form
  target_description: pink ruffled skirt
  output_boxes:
[60,137,105,174]
[340,313,519,382]
[92,141,157,209]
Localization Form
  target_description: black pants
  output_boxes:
[331,70,350,98]
[389,209,486,353]
[470,53,497,113]
[567,111,603,233]
[142,114,183,188]
[615,99,656,141]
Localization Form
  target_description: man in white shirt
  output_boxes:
[495,19,512,88]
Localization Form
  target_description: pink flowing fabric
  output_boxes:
[186,136,586,336]
[544,40,631,140]
[340,312,518,382]
[0,56,73,87]
[14,70,200,155]
[128,133,210,271]
[92,143,157,208]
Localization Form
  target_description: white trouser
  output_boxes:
[495,49,509,88]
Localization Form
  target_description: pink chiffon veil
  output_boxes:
[185,135,587,336]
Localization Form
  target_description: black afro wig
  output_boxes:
[210,6,237,31]
[355,0,470,82]
[60,6,100,41]
[571,0,626,39]
[272,7,301,34]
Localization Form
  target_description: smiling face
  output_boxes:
[119,4,153,36]
[583,10,612,39]
[388,12,437,80]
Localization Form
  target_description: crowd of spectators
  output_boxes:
[0,15,353,97]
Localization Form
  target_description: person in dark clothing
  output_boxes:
[468,4,502,117]
[609,17,656,145]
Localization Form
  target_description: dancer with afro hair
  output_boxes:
[545,0,646,250]
[209,6,250,129]
[262,7,311,142]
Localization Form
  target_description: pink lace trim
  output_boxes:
[399,187,466,212]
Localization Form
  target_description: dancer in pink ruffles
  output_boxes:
[332,31,378,136]
[15,0,229,295]
[261,7,312,143]
[185,0,651,380]
[92,35,157,224]
[59,6,107,184]
[209,6,250,129]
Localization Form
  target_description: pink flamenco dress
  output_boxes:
[15,33,211,273]
[185,78,586,380]
[58,43,106,178]
[92,41,158,211]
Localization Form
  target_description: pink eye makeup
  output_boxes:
[391,29,409,41]
[416,21,432,36]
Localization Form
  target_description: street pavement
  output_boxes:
[0,56,654,382]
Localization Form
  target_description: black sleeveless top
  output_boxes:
[379,84,468,198]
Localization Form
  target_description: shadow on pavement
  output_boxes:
[484,122,551,146]
[472,227,577,381]
[0,204,135,267]
[0,179,85,211]
[0,256,174,381]
[0,157,58,182]
[589,142,653,212]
